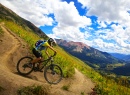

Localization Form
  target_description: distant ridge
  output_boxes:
[0,3,48,39]
[110,53,130,62]
[56,39,125,67]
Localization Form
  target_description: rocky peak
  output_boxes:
[56,39,90,52]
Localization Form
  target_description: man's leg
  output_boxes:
[32,48,42,64]
[31,57,41,64]
[28,48,42,67]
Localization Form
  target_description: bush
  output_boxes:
[0,27,4,35]
[17,85,49,95]
[0,86,5,92]
[62,84,70,91]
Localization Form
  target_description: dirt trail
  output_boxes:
[0,23,95,95]
[0,23,49,95]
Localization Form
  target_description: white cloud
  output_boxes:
[1,0,130,54]
[49,1,91,42]
[98,21,107,28]
[55,2,89,26]
[0,0,55,26]
[50,26,85,41]
[77,0,130,54]
[78,0,130,22]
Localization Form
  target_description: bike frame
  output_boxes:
[17,55,62,84]
[38,57,54,71]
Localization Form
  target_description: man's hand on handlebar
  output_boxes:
[53,51,57,56]
[50,52,57,58]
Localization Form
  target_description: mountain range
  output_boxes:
[55,39,130,75]
[56,39,125,68]
[110,53,130,62]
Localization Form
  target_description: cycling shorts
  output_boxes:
[32,48,42,58]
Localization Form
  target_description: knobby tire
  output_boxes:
[44,64,63,84]
[17,56,34,75]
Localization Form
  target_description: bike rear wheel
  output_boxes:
[17,56,34,75]
[44,64,63,84]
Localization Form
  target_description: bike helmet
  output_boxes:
[48,38,57,47]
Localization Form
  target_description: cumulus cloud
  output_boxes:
[54,1,91,27]
[78,0,130,22]
[0,0,55,26]
[1,0,130,54]
[50,1,91,41]
[77,0,130,54]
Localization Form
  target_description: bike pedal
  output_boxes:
[39,70,43,72]
[34,67,39,72]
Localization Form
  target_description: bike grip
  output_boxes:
[53,52,57,56]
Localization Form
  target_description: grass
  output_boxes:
[62,84,70,91]
[3,20,130,95]
[17,85,49,95]
[81,92,85,95]
[0,27,4,35]
[0,86,5,92]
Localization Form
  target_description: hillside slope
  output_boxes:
[0,23,94,95]
[0,3,48,39]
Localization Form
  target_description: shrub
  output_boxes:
[0,86,5,92]
[17,85,49,95]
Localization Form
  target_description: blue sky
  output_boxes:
[1,0,130,54]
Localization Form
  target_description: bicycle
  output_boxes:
[16,55,63,84]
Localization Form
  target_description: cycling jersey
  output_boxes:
[35,41,50,51]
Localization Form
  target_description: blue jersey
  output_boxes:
[35,40,50,51]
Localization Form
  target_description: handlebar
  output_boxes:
[49,52,57,59]
[51,52,57,57]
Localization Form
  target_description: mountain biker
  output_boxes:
[28,38,57,71]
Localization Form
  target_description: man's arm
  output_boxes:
[45,47,50,58]
[48,45,57,56]
[45,46,57,57]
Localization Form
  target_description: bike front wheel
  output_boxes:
[17,56,34,75]
[44,64,63,84]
